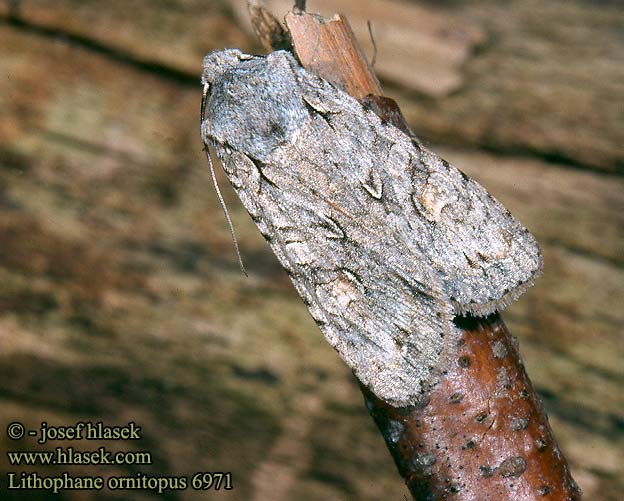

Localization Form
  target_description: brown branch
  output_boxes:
[360,315,581,499]
[250,4,581,500]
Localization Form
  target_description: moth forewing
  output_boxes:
[201,49,542,406]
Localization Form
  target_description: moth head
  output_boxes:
[202,49,254,87]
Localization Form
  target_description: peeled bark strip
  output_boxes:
[286,11,382,99]
[250,5,581,499]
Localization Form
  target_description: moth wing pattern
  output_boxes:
[405,148,543,316]
[201,49,542,405]
[286,58,543,317]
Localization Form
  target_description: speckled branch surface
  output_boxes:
[248,5,581,500]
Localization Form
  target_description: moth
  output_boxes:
[200,49,542,407]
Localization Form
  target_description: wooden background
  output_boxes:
[0,0,621,499]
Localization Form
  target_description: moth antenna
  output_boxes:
[205,147,248,276]
[367,20,377,68]
[201,84,248,277]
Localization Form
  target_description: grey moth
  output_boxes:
[200,49,542,407]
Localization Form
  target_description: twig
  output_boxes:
[367,20,377,68]
[247,0,292,52]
